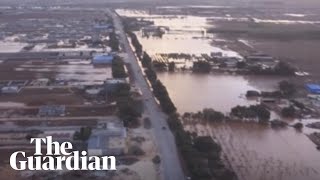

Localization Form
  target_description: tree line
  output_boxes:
[125,26,237,180]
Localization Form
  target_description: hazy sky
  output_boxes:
[1,0,320,8]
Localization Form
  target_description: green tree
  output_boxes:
[109,32,120,52]
[112,56,128,78]
[279,80,296,97]
[168,62,175,72]
[202,108,225,122]
[281,106,296,118]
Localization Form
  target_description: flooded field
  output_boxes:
[117,9,242,58]
[18,62,112,84]
[119,6,320,180]
[183,120,320,180]
[157,72,286,113]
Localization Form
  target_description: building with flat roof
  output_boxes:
[306,84,320,94]
[92,54,114,64]
[38,105,66,117]
[88,122,127,156]
[1,86,21,94]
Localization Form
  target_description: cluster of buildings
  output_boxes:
[92,54,114,65]
[306,83,320,107]
[0,7,131,168]
[0,80,28,94]
[245,53,278,69]
[88,121,127,156]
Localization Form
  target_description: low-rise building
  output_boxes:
[1,86,21,94]
[306,84,320,94]
[38,105,66,117]
[88,121,127,156]
[247,53,274,62]
[92,54,114,65]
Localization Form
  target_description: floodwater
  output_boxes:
[157,72,284,113]
[183,120,320,180]
[117,9,242,58]
[16,63,112,84]
[118,7,320,180]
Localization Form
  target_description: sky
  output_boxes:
[1,0,320,8]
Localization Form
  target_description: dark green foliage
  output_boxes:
[168,114,237,180]
[251,105,271,122]
[293,122,303,130]
[73,127,92,142]
[152,155,161,164]
[249,61,296,76]
[117,96,142,126]
[109,31,120,51]
[168,62,175,72]
[246,90,260,97]
[126,30,236,180]
[291,100,306,109]
[145,68,158,82]
[260,91,282,98]
[274,61,296,75]
[141,52,153,68]
[193,61,211,73]
[116,84,142,127]
[202,108,225,122]
[114,82,142,127]
[128,145,145,156]
[236,61,247,69]
[281,106,296,118]
[127,31,143,57]
[153,61,167,71]
[231,105,270,122]
[279,80,296,97]
[194,136,222,153]
[152,80,176,114]
[112,56,128,78]
[114,83,131,97]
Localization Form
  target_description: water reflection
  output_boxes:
[157,72,284,113]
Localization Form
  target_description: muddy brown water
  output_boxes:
[157,72,285,113]
[158,70,320,180]
[183,120,320,180]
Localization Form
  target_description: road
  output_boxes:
[107,9,185,180]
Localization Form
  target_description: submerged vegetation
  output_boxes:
[112,56,128,78]
[231,105,271,123]
[124,22,237,179]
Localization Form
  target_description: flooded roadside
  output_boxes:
[119,6,320,180]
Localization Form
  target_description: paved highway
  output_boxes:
[107,9,185,180]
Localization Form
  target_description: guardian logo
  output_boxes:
[10,136,117,171]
